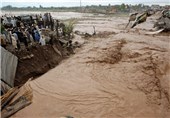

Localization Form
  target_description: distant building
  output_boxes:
[164,5,170,9]
[151,5,161,10]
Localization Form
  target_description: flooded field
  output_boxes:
[6,11,170,118]
[1,11,95,20]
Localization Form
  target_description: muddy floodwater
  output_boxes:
[9,12,170,118]
[1,11,95,20]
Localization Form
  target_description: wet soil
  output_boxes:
[14,40,73,86]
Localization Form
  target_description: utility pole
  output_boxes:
[80,0,82,12]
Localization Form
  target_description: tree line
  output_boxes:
[2,4,151,13]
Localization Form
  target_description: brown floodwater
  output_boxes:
[10,12,170,118]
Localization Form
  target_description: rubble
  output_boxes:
[126,9,170,34]
[1,81,33,118]
[125,10,151,29]
[131,12,148,28]
[154,10,170,31]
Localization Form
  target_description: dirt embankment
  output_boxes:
[14,40,73,86]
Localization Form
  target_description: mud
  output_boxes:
[86,39,126,64]
[10,12,170,118]
[14,40,73,86]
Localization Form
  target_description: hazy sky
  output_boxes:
[1,0,170,7]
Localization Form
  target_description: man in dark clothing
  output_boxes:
[14,29,28,47]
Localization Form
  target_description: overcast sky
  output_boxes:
[1,0,170,7]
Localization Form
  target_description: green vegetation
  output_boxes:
[1,4,151,14]
[1,24,5,33]
[1,5,80,12]
[63,19,77,38]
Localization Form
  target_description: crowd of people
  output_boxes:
[0,13,61,51]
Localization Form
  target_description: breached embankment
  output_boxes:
[14,40,74,86]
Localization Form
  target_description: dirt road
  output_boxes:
[13,13,170,118]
